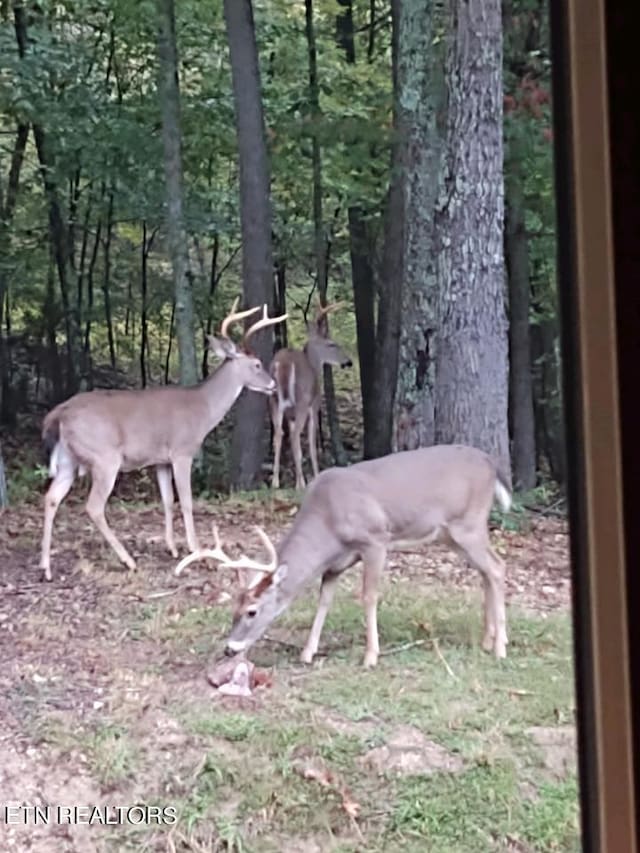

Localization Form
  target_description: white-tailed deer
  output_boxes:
[175,444,512,666]
[39,301,287,581]
[269,300,352,490]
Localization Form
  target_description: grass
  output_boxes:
[123,581,578,852]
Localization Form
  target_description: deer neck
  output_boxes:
[277,519,344,598]
[303,339,325,377]
[196,361,244,430]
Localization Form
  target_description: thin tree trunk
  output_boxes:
[165,300,176,384]
[273,258,288,351]
[505,160,536,490]
[434,0,511,482]
[224,0,276,489]
[102,189,117,369]
[156,0,198,387]
[0,441,7,508]
[84,215,102,378]
[202,232,219,377]
[140,221,149,387]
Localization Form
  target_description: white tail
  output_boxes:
[270,299,352,490]
[177,444,512,666]
[39,301,287,581]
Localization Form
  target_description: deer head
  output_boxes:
[175,525,289,654]
[207,299,287,394]
[305,299,352,370]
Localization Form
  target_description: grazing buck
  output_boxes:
[175,444,512,666]
[39,301,286,581]
[270,299,352,490]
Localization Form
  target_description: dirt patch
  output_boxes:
[360,725,464,777]
[526,725,577,779]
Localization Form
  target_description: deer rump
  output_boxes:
[270,352,319,418]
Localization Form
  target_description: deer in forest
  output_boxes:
[175,444,512,667]
[269,299,352,490]
[39,301,287,581]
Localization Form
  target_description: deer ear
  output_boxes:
[273,562,288,586]
[208,335,238,360]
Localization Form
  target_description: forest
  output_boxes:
[0,2,578,852]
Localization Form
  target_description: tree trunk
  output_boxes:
[365,0,405,459]
[274,258,288,351]
[0,442,7,508]
[305,0,346,466]
[140,221,149,387]
[202,233,220,378]
[156,0,198,387]
[505,158,536,490]
[531,317,566,485]
[391,0,447,454]
[434,0,511,483]
[102,190,117,369]
[336,1,377,454]
[224,0,275,490]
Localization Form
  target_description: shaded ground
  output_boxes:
[0,493,578,852]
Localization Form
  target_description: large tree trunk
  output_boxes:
[305,0,346,466]
[364,0,405,459]
[224,0,275,489]
[434,0,511,482]
[156,0,198,387]
[505,158,536,490]
[391,0,447,454]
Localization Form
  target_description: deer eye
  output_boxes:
[246,606,258,618]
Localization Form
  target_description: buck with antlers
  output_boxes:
[176,444,512,666]
[270,299,352,490]
[39,300,286,581]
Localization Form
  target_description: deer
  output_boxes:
[269,299,352,490]
[39,300,287,582]
[174,443,512,667]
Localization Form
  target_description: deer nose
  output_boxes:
[224,645,236,657]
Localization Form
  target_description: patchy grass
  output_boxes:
[1,501,578,852]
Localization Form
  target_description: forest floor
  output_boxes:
[0,480,579,853]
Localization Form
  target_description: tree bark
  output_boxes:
[224,0,275,489]
[434,0,511,482]
[305,0,346,466]
[156,0,198,387]
[0,441,7,508]
[505,157,536,490]
[391,0,447,454]
[102,189,117,369]
[365,0,405,459]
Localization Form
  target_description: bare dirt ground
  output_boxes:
[0,490,574,852]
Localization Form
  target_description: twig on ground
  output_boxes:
[380,639,427,657]
[432,637,459,680]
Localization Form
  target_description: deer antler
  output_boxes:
[243,304,288,349]
[220,297,261,340]
[174,524,278,579]
[315,299,348,323]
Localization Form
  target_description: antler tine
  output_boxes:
[243,304,288,348]
[315,299,348,321]
[174,524,235,576]
[219,297,261,340]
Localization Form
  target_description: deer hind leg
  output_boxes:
[290,411,307,490]
[86,460,136,570]
[450,525,507,659]
[172,456,199,553]
[300,570,341,664]
[40,453,76,581]
[156,465,177,557]
[307,404,320,480]
[361,546,386,668]
[271,399,285,490]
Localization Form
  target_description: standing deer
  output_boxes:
[175,444,512,666]
[270,300,352,490]
[39,301,286,581]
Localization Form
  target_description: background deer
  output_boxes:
[175,444,512,666]
[39,301,286,581]
[270,300,352,490]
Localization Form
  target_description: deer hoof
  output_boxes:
[300,648,315,665]
[363,652,378,669]
[124,557,137,571]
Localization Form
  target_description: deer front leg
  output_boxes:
[307,407,320,480]
[156,465,178,557]
[362,546,386,668]
[301,571,341,664]
[172,456,199,553]
[290,414,306,490]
